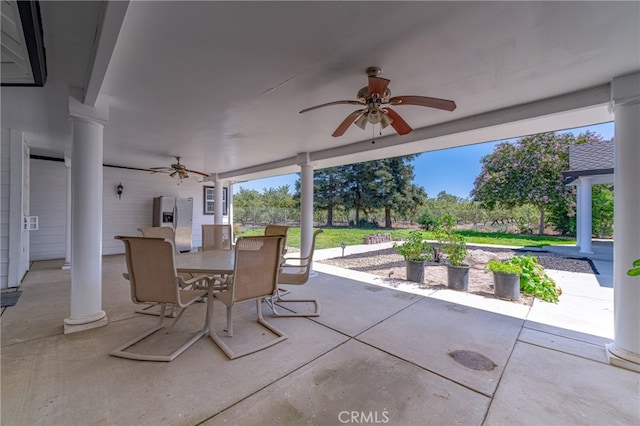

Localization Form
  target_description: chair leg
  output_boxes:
[266,288,321,317]
[208,300,287,360]
[110,304,208,362]
[135,303,177,318]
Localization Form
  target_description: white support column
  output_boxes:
[578,177,593,254]
[214,175,223,225]
[228,182,234,240]
[62,157,71,270]
[607,72,640,371]
[575,183,581,249]
[298,153,314,259]
[64,93,109,334]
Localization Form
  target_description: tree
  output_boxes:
[340,162,376,226]
[261,185,296,224]
[471,131,605,235]
[548,184,614,237]
[233,188,263,226]
[369,155,422,228]
[313,167,342,227]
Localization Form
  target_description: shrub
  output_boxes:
[393,231,430,262]
[355,218,379,229]
[507,255,561,303]
[416,210,438,231]
[434,214,468,266]
[486,259,523,275]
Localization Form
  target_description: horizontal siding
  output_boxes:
[29,159,67,260]
[101,166,210,254]
[30,158,228,260]
[1,130,10,287]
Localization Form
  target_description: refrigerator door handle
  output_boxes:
[173,205,178,229]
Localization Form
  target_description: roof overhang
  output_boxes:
[1,1,47,86]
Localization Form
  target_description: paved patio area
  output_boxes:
[1,241,638,425]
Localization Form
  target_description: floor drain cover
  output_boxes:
[449,350,496,371]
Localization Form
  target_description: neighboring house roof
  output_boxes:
[563,140,614,185]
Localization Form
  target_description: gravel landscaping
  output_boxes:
[318,245,598,306]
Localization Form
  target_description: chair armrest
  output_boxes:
[282,254,312,263]
[178,274,209,287]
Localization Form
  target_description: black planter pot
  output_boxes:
[447,265,470,291]
[406,260,425,283]
[493,272,521,300]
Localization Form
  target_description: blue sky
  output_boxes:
[234,121,614,199]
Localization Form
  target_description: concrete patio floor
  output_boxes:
[1,242,639,426]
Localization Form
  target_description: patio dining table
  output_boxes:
[175,249,235,277]
[175,249,236,341]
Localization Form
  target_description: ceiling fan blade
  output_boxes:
[169,171,178,178]
[332,109,366,137]
[367,77,390,97]
[388,95,457,111]
[299,100,363,114]
[186,169,210,177]
[149,166,170,170]
[384,107,412,135]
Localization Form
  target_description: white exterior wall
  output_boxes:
[29,159,67,260]
[29,158,228,260]
[1,128,30,288]
[1,128,10,288]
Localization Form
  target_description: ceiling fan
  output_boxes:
[299,67,456,137]
[149,156,209,180]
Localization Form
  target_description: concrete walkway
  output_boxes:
[1,241,638,426]
[313,240,615,339]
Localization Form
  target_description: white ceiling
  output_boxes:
[2,1,639,182]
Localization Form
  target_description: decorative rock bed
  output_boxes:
[318,245,598,306]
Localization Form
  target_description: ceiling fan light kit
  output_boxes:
[300,66,456,137]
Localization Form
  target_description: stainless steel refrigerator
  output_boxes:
[152,196,194,252]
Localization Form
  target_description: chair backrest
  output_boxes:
[138,227,177,252]
[232,235,283,302]
[202,224,232,250]
[264,224,289,237]
[116,236,179,304]
[279,229,323,285]
[264,224,289,259]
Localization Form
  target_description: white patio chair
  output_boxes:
[111,236,208,362]
[210,235,287,359]
[265,229,323,317]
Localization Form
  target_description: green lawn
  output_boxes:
[237,227,575,250]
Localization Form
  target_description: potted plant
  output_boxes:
[486,259,523,300]
[435,215,469,291]
[507,255,561,303]
[393,231,430,283]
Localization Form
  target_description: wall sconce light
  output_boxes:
[116,183,124,199]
